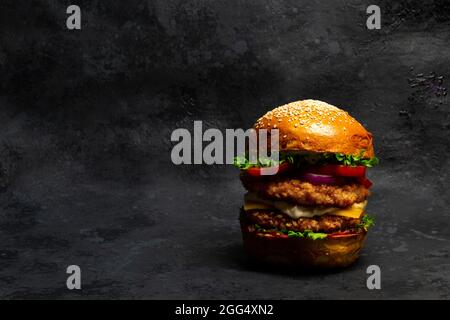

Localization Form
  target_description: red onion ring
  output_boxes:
[300,172,338,185]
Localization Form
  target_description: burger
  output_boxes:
[234,100,378,269]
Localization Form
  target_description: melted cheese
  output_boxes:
[326,201,367,219]
[243,193,366,219]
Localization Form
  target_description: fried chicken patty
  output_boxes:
[241,209,360,233]
[241,174,369,208]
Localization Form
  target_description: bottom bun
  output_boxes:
[240,221,367,269]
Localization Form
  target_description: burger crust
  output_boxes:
[240,219,367,269]
[254,99,374,158]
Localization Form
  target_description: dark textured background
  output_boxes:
[0,0,449,299]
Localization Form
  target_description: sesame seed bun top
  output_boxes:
[254,99,374,158]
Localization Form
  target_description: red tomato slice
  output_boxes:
[328,231,358,239]
[273,232,289,239]
[312,164,366,177]
[358,177,373,189]
[246,162,290,177]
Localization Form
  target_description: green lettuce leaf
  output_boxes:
[331,149,379,167]
[254,224,327,240]
[303,230,328,240]
[233,149,379,170]
[233,155,284,169]
[357,214,375,231]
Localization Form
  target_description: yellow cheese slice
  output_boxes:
[243,200,366,219]
[326,201,366,219]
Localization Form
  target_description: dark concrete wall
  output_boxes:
[0,0,449,299]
